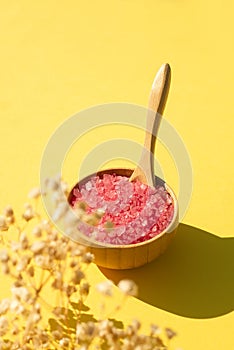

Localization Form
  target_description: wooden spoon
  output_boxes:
[129,63,171,187]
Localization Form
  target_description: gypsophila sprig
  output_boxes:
[0,176,178,350]
[96,280,114,297]
[118,279,138,297]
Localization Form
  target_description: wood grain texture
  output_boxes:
[68,168,178,270]
[130,63,171,187]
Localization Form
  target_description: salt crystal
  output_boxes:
[71,174,174,245]
[85,182,92,191]
[31,241,46,254]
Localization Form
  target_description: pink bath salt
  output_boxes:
[70,174,174,245]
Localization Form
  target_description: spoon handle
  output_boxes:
[130,63,171,187]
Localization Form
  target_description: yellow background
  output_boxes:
[0,1,234,349]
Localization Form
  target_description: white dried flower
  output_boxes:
[47,239,56,251]
[63,284,76,297]
[52,307,66,320]
[150,323,161,336]
[135,345,146,350]
[118,279,138,297]
[19,232,29,249]
[52,201,68,222]
[22,206,34,221]
[28,187,41,199]
[5,216,15,225]
[71,247,85,257]
[3,206,14,217]
[0,299,10,315]
[11,287,31,302]
[24,202,31,208]
[39,219,51,232]
[11,241,21,252]
[131,319,141,331]
[0,215,8,231]
[59,338,70,347]
[79,282,90,296]
[72,270,85,285]
[48,229,59,241]
[32,226,42,237]
[81,252,94,264]
[34,303,41,313]
[1,263,9,274]
[50,190,64,205]
[11,324,19,335]
[122,338,134,349]
[52,271,63,290]
[31,241,46,255]
[52,329,63,340]
[28,311,41,324]
[126,324,135,337]
[0,316,8,336]
[98,319,114,337]
[54,243,67,260]
[11,256,17,266]
[165,327,177,339]
[63,210,80,227]
[34,336,46,348]
[76,323,88,341]
[85,322,97,339]
[10,299,25,314]
[61,181,69,194]
[0,249,9,263]
[16,255,31,272]
[79,346,88,350]
[34,255,51,269]
[45,177,60,191]
[13,280,23,288]
[0,176,178,349]
[96,280,113,297]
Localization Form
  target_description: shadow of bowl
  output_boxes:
[99,223,234,319]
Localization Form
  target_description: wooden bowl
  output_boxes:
[68,168,179,269]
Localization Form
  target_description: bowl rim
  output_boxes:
[68,168,179,249]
